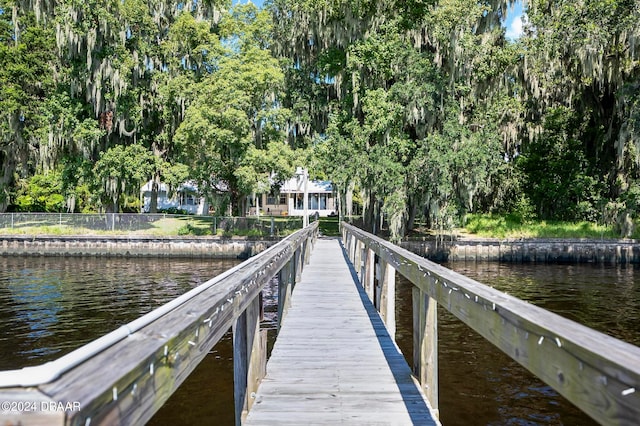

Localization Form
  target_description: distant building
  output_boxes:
[140,181,208,215]
[251,177,336,217]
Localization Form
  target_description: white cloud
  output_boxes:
[506,15,524,40]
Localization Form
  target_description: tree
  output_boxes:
[519,0,640,223]
[0,6,56,211]
[175,4,295,215]
[271,0,515,240]
[92,144,156,212]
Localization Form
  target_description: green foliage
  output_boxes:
[1,0,639,242]
[92,144,156,212]
[11,170,66,212]
[517,107,605,221]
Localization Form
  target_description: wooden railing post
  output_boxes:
[354,239,363,280]
[233,294,266,426]
[413,287,438,415]
[304,238,311,264]
[374,255,382,309]
[363,247,375,301]
[379,260,396,338]
[277,260,293,331]
[349,232,357,263]
[294,247,302,284]
[360,244,365,280]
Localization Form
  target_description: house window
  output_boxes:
[295,193,304,209]
[309,194,319,210]
[180,193,197,205]
[279,194,287,205]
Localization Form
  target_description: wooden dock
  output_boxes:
[245,238,439,425]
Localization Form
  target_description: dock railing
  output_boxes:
[0,221,318,426]
[341,222,640,425]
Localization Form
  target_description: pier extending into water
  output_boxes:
[244,238,438,425]
[0,221,639,425]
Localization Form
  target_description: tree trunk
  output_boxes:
[364,190,376,233]
[406,196,418,232]
[345,181,354,218]
[0,151,15,212]
[149,171,160,213]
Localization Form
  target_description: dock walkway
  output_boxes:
[245,238,439,425]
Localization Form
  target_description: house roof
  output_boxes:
[280,178,333,193]
[141,180,198,193]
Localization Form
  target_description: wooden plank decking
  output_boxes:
[245,238,439,425]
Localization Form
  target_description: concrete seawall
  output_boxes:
[3,235,639,263]
[401,238,640,264]
[0,235,279,258]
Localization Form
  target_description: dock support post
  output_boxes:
[233,295,266,425]
[277,260,293,331]
[379,261,396,337]
[413,287,438,415]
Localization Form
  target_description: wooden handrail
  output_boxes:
[0,222,318,426]
[341,222,640,426]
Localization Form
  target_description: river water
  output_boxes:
[0,256,639,425]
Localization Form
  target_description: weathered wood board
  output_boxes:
[245,238,440,425]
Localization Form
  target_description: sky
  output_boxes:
[232,0,266,7]
[504,1,526,40]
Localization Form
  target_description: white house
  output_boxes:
[140,181,208,215]
[253,176,336,217]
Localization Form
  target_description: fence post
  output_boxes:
[11,213,14,228]
[233,294,266,425]
[270,216,275,237]
[379,260,396,337]
[413,286,438,416]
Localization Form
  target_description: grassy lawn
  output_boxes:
[0,216,303,238]
[2,213,636,240]
[461,213,633,239]
[318,216,340,236]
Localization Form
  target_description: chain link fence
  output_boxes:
[0,213,305,236]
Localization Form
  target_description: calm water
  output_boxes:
[1,256,639,425]
[0,257,240,370]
